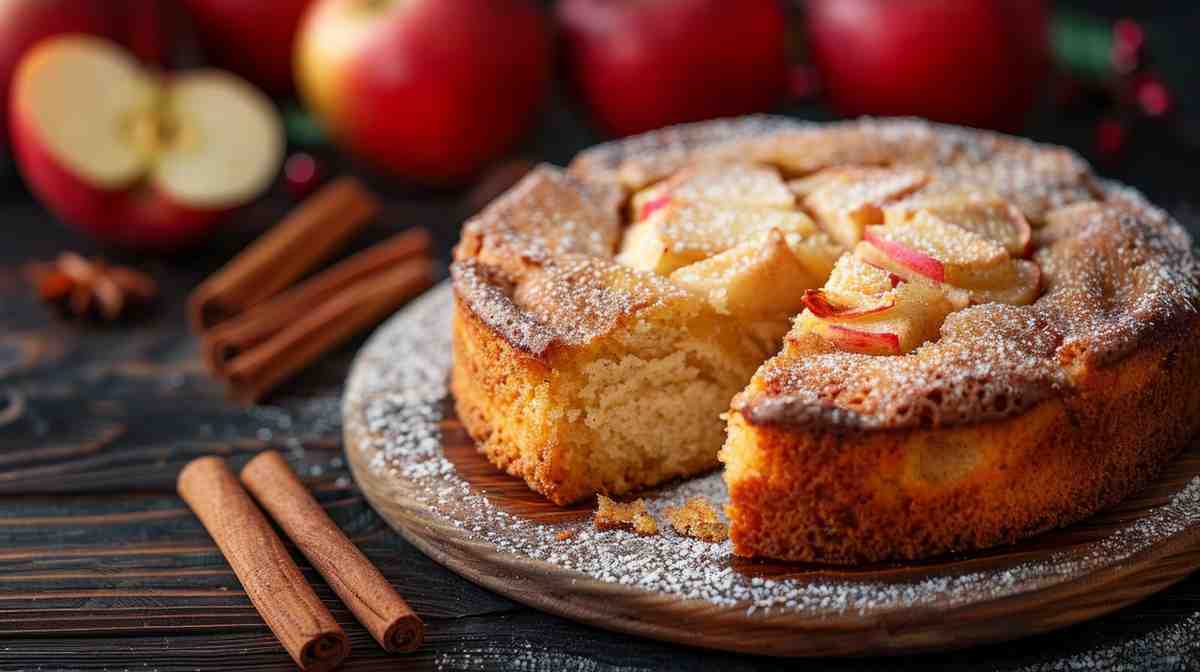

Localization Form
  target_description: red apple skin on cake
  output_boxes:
[862,228,946,283]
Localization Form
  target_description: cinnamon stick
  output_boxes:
[224,257,434,404]
[177,456,349,672]
[241,451,424,653]
[202,227,432,376]
[189,177,380,331]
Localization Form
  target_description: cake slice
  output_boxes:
[451,254,774,505]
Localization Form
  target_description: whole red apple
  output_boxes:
[806,0,1049,131]
[182,0,313,95]
[296,0,552,185]
[557,0,789,138]
[11,36,284,249]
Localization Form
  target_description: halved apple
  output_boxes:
[616,201,817,275]
[885,192,1032,257]
[630,162,793,221]
[790,166,928,247]
[670,228,823,319]
[10,36,283,248]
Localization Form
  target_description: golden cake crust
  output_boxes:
[723,318,1200,562]
[451,116,1200,561]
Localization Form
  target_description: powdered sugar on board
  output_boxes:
[344,282,1200,625]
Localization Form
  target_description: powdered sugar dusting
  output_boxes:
[455,165,620,279]
[745,191,1200,430]
[658,162,794,209]
[345,283,1200,619]
[1015,612,1200,671]
[451,254,693,355]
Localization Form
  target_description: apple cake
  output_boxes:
[450,117,1200,563]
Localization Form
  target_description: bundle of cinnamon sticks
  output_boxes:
[189,177,434,404]
[179,451,423,671]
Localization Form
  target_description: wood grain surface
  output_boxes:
[343,291,1200,657]
[4,95,1200,669]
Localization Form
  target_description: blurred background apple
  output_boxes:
[296,0,552,185]
[557,0,789,137]
[806,0,1050,132]
[10,37,283,249]
[0,0,1195,251]
[182,0,314,95]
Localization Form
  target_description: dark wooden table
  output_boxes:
[3,106,1200,671]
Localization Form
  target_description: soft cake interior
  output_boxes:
[452,255,776,506]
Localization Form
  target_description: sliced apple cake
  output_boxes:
[450,117,1200,563]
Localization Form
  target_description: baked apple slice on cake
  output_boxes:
[616,200,819,275]
[789,166,928,247]
[885,190,1033,257]
[630,161,794,221]
[857,210,1039,305]
[669,228,833,320]
[794,254,955,355]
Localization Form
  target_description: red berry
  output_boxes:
[1111,18,1145,73]
[284,152,325,199]
[1135,76,1173,118]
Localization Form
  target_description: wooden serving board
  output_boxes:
[343,283,1200,657]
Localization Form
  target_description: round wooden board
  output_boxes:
[343,283,1200,657]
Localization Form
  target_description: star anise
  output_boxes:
[25,253,157,321]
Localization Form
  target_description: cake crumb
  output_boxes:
[555,528,578,542]
[665,497,728,542]
[594,495,658,536]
